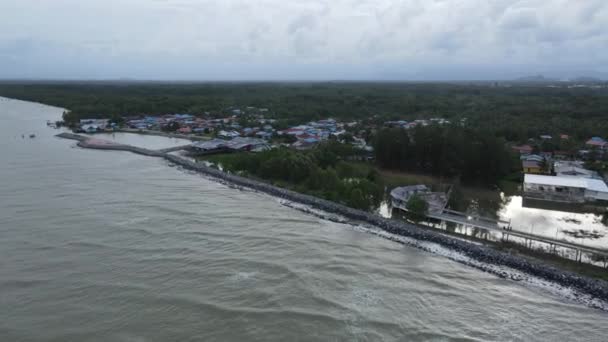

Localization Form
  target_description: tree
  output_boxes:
[341,132,354,143]
[347,188,367,210]
[539,157,551,174]
[406,195,429,222]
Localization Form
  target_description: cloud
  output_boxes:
[0,0,606,79]
[500,8,539,30]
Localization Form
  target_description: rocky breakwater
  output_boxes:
[56,132,163,157]
[57,132,608,306]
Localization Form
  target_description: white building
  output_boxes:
[523,174,608,202]
[554,161,599,179]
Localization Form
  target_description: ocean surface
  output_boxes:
[1,97,607,341]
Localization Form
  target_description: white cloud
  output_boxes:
[0,0,606,79]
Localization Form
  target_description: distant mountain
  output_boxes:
[515,74,558,82]
[569,76,603,83]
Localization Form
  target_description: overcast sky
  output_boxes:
[0,0,606,80]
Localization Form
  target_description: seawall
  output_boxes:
[57,133,608,306]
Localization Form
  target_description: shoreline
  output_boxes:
[56,132,608,308]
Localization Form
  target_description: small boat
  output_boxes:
[29,134,36,138]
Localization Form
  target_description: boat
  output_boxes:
[29,134,36,138]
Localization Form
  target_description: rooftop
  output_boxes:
[524,174,587,188]
[390,185,429,199]
[524,174,608,192]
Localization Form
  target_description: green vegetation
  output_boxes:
[1,82,608,140]
[405,195,429,222]
[1,80,607,207]
[374,125,518,185]
[203,142,384,210]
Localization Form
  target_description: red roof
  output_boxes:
[296,133,315,140]
[512,145,533,153]
[586,139,607,147]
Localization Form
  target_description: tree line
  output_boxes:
[373,125,518,185]
[205,142,384,210]
[2,82,608,140]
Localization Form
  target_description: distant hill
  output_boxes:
[515,74,558,82]
[569,76,603,83]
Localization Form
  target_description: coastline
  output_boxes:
[56,132,608,308]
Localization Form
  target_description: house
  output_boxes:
[255,131,273,140]
[554,161,598,179]
[80,119,108,132]
[82,124,99,133]
[560,134,569,140]
[540,135,553,140]
[225,137,270,152]
[523,174,608,203]
[524,154,544,163]
[522,160,543,174]
[190,137,270,153]
[217,130,241,139]
[190,139,228,153]
[512,145,533,155]
[586,137,608,149]
[385,120,408,128]
[178,127,192,134]
[173,114,194,120]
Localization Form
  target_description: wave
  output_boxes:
[279,198,608,312]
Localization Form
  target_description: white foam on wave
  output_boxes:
[167,165,608,312]
[228,271,258,283]
[278,199,608,312]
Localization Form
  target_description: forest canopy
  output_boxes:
[1,81,608,141]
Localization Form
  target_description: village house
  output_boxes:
[218,130,241,139]
[511,144,533,155]
[521,154,550,174]
[522,160,543,174]
[523,174,608,203]
[255,131,273,140]
[190,137,270,154]
[554,161,599,179]
[79,119,109,133]
[586,137,608,150]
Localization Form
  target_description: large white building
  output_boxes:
[523,174,608,202]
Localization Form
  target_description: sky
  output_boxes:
[0,0,607,80]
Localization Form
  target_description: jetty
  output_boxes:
[428,208,608,262]
[55,132,608,305]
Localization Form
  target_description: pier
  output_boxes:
[428,208,608,262]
